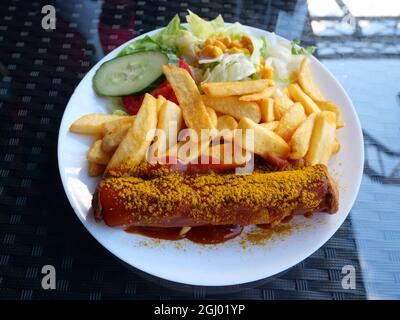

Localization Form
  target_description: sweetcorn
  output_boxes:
[198,33,254,59]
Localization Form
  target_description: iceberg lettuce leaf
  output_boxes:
[151,14,184,54]
[223,22,248,40]
[186,10,224,39]
[203,53,256,82]
[118,36,161,56]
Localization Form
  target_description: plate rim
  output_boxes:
[57,24,364,286]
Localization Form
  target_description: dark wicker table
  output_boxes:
[0,0,399,299]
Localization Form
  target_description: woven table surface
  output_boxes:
[0,0,399,300]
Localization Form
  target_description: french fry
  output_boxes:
[216,115,238,140]
[102,116,135,136]
[274,94,294,120]
[155,99,183,156]
[298,57,325,101]
[216,130,234,141]
[275,102,306,141]
[70,113,126,135]
[332,137,341,154]
[106,93,158,170]
[88,162,105,177]
[163,64,214,135]
[202,95,261,123]
[87,140,112,165]
[289,113,317,160]
[288,84,320,115]
[206,107,218,128]
[102,123,131,153]
[305,111,336,165]
[239,86,275,101]
[201,79,270,97]
[217,115,238,131]
[259,98,275,122]
[156,95,167,114]
[315,100,345,128]
[259,121,279,131]
[235,117,290,158]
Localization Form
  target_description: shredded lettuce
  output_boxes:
[291,40,316,55]
[202,53,256,83]
[118,36,161,56]
[151,14,184,54]
[260,36,267,58]
[223,22,248,40]
[261,33,305,82]
[152,11,225,60]
[198,55,225,65]
[150,14,201,60]
[186,10,224,39]
[118,15,183,56]
[175,30,201,63]
[249,35,262,66]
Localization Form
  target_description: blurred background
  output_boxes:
[0,0,399,299]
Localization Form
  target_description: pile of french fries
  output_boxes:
[69,57,344,177]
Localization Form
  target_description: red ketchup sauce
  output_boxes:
[126,225,244,244]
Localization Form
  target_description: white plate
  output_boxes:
[58,25,363,286]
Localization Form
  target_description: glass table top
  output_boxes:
[0,0,399,299]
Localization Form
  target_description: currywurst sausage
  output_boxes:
[93,164,339,228]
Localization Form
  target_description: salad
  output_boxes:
[92,11,315,116]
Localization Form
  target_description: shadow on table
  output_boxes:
[363,131,400,186]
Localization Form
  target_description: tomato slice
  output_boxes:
[178,59,193,77]
[122,95,144,115]
[121,83,175,115]
[150,81,178,104]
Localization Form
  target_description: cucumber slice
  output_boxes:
[93,51,168,96]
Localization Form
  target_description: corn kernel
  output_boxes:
[198,45,223,58]
[204,38,214,46]
[230,40,243,49]
[227,47,243,54]
[214,40,226,51]
[221,36,231,47]
[198,45,215,58]
[261,66,274,79]
[241,35,253,53]
[213,46,223,56]
[242,48,250,56]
